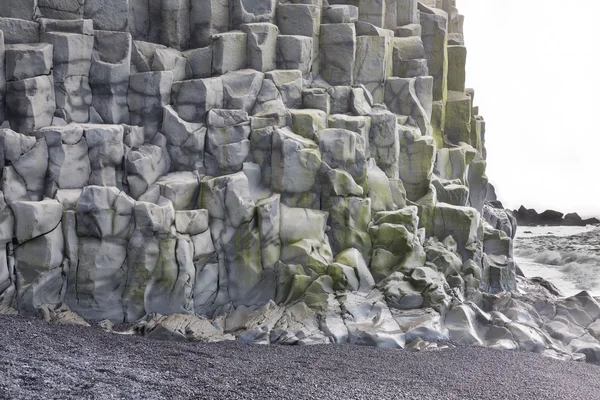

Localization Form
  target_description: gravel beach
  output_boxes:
[1,315,599,400]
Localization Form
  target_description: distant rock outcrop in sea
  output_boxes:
[513,206,600,227]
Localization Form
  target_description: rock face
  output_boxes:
[0,0,592,361]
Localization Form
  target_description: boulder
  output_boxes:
[134,313,233,342]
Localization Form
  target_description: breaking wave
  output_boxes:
[515,249,600,292]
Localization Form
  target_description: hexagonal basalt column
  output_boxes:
[319,23,356,86]
[171,77,223,123]
[6,76,56,135]
[41,30,95,123]
[190,0,230,48]
[89,31,132,124]
[277,4,320,76]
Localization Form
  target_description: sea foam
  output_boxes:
[515,248,600,291]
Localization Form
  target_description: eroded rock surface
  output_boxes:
[0,0,591,362]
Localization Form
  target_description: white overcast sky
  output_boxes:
[459,0,600,217]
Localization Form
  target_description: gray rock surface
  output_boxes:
[0,0,589,364]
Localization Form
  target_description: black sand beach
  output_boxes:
[1,315,599,400]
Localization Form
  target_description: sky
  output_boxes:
[459,0,600,217]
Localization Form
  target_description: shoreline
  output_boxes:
[514,225,600,297]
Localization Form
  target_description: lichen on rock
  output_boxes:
[0,0,592,362]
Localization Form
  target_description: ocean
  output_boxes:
[514,225,600,297]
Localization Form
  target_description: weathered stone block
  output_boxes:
[84,0,129,31]
[323,5,358,24]
[151,47,190,81]
[355,35,392,103]
[171,77,223,122]
[0,1,38,21]
[190,0,229,48]
[276,35,312,75]
[384,77,432,137]
[398,128,435,202]
[162,105,206,172]
[231,0,276,28]
[265,69,303,109]
[276,4,320,74]
[445,90,472,145]
[37,124,91,190]
[38,0,86,20]
[242,23,278,72]
[6,76,56,135]
[39,18,94,35]
[4,43,53,82]
[89,31,132,124]
[289,109,327,141]
[128,71,173,135]
[0,32,5,123]
[211,31,247,75]
[161,0,191,50]
[184,46,213,78]
[302,89,330,115]
[41,32,94,84]
[448,45,466,92]
[221,69,263,113]
[397,0,418,26]
[271,127,321,194]
[420,7,448,102]
[358,0,385,28]
[0,18,39,45]
[319,23,356,86]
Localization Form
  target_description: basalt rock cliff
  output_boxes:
[0,0,598,362]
